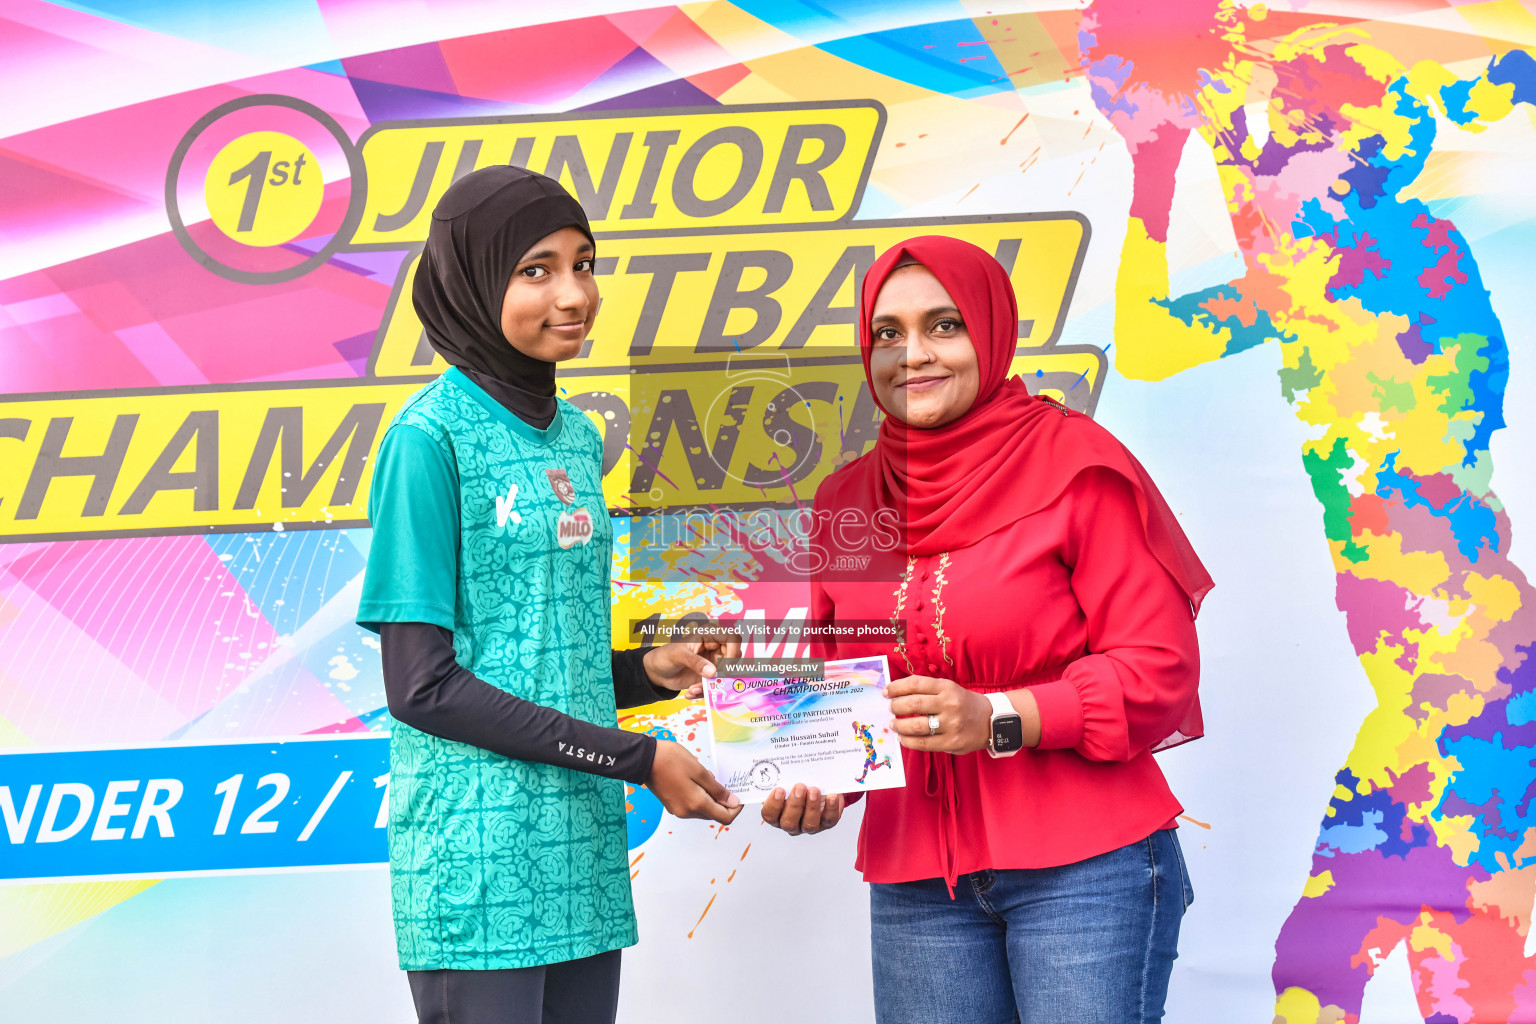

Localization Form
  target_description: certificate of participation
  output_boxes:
[703,656,906,802]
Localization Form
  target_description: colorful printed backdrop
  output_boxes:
[4,2,1536,1022]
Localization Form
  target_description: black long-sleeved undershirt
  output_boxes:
[380,622,677,784]
[379,368,678,784]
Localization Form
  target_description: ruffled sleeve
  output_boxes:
[1029,467,1201,762]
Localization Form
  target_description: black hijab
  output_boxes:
[413,166,593,429]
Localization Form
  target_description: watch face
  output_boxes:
[991,715,1025,754]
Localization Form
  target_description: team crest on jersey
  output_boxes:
[557,507,594,549]
[546,468,576,505]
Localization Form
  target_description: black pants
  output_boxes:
[408,950,622,1024]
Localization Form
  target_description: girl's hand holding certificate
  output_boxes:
[641,625,743,699]
[642,621,746,824]
[647,741,744,826]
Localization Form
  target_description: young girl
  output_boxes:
[358,166,742,1024]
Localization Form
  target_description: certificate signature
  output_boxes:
[703,656,906,802]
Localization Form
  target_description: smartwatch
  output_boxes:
[986,692,1025,758]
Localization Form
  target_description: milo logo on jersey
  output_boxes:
[557,507,593,549]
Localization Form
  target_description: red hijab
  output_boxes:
[815,235,1213,746]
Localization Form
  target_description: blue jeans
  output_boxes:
[869,829,1193,1024]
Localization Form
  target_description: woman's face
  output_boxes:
[868,264,981,428]
[499,226,598,362]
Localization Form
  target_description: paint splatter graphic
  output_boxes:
[1084,1,1536,1018]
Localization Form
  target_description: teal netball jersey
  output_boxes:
[357,367,634,970]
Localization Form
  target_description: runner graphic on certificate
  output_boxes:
[703,655,906,802]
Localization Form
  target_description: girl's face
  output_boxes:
[868,264,981,428]
[499,226,598,362]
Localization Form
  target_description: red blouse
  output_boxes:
[811,466,1200,888]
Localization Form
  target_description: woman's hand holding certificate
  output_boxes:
[761,784,846,836]
[885,674,1042,753]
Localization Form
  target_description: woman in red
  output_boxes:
[762,236,1213,1023]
